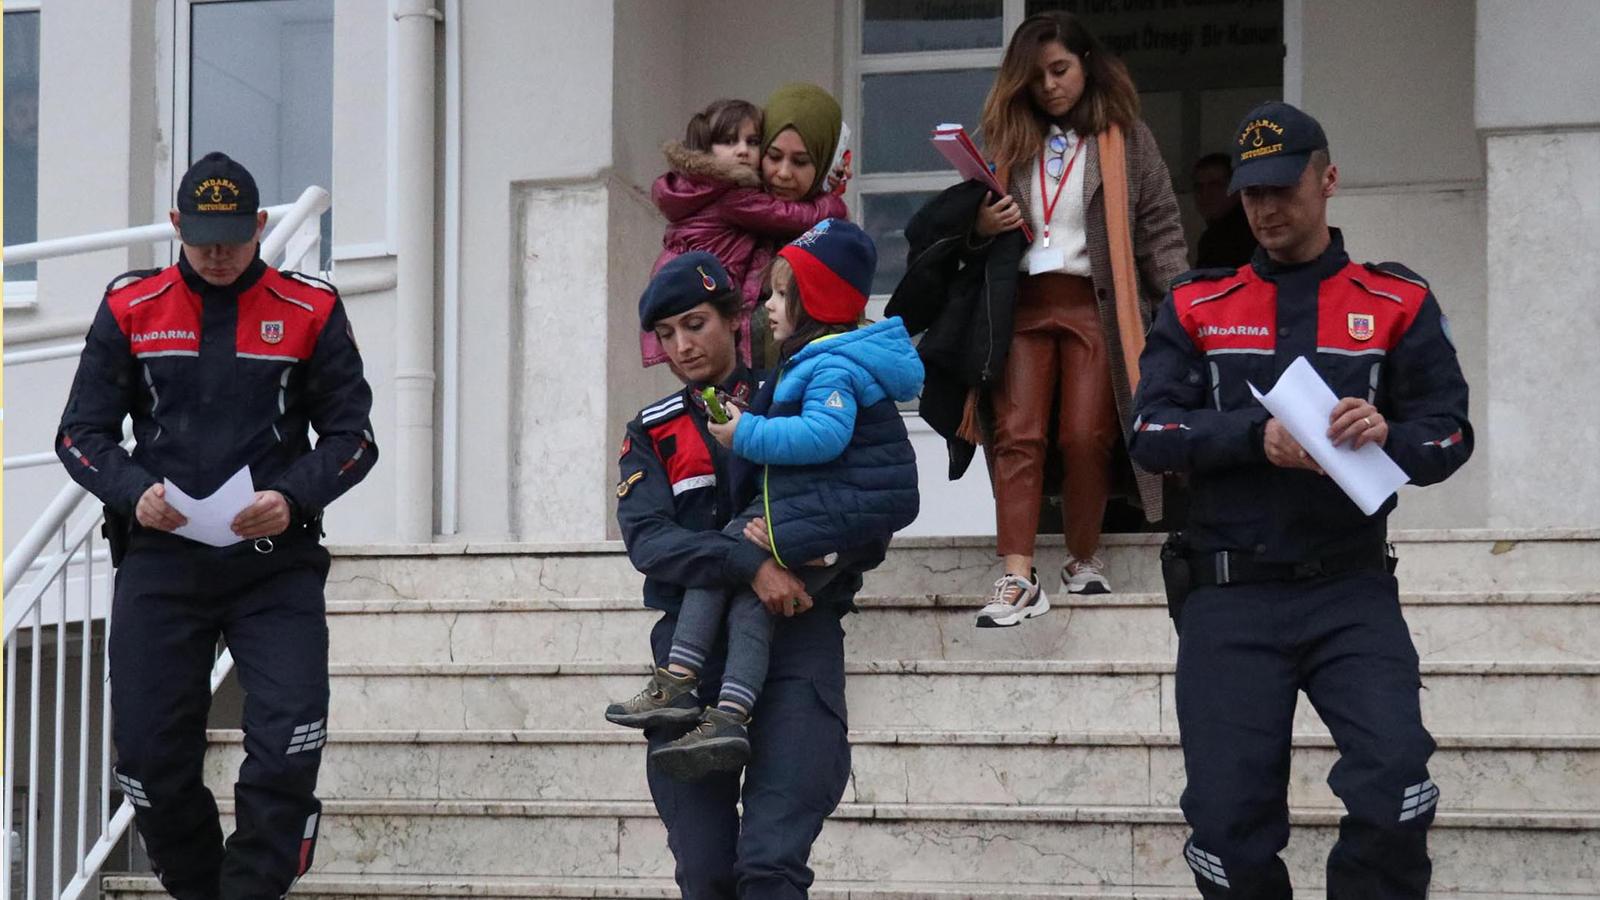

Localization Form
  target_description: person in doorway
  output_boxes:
[641,98,849,369]
[886,10,1188,627]
[56,152,377,900]
[1130,101,1472,898]
[1191,152,1257,268]
[607,223,921,785]
[616,251,865,898]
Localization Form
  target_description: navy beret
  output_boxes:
[639,252,736,331]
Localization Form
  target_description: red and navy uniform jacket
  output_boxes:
[615,368,779,615]
[1129,228,1472,562]
[57,254,377,525]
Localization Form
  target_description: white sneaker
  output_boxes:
[976,571,1050,628]
[1062,555,1111,595]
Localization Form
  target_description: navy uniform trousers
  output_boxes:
[1177,569,1436,898]
[109,532,331,900]
[645,603,851,900]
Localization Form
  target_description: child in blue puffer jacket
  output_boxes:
[605,219,923,781]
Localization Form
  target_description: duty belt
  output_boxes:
[1190,542,1395,588]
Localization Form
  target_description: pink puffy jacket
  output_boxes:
[641,141,848,367]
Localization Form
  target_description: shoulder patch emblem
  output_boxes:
[1347,313,1374,342]
[619,435,632,459]
[825,390,845,409]
[616,470,645,498]
[261,320,285,344]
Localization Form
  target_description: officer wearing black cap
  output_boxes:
[1129,103,1472,898]
[57,151,377,900]
[619,251,857,898]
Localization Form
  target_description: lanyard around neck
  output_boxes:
[1038,135,1084,248]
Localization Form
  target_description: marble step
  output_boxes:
[201,729,1600,813]
[126,799,1600,894]
[323,591,1600,667]
[101,873,1592,900]
[324,660,1600,735]
[325,529,1600,602]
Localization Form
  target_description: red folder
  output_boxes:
[931,123,1033,241]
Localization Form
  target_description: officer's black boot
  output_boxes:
[131,789,224,900]
[1326,817,1432,899]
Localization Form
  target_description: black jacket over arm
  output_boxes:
[884,180,1026,480]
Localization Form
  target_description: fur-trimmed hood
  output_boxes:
[662,140,761,187]
[653,141,760,222]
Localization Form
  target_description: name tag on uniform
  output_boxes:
[1027,244,1067,275]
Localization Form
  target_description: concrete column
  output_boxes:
[1477,0,1600,527]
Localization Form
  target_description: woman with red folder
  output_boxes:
[889,10,1188,627]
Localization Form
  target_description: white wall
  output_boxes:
[613,0,689,193]
[450,0,618,540]
[1477,1,1600,527]
[684,0,844,124]
[1298,0,1481,189]
[1295,0,1488,528]
[1476,0,1600,131]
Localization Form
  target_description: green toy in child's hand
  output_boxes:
[702,386,731,424]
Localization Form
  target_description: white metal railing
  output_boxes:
[2,185,328,900]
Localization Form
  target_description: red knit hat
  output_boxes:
[777,219,876,325]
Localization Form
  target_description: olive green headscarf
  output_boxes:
[761,83,843,198]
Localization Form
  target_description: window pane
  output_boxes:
[863,0,1003,54]
[861,68,994,174]
[863,190,942,296]
[4,10,41,282]
[190,0,334,269]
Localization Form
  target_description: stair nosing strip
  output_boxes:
[198,727,1600,751]
[324,590,1600,612]
[200,797,1600,829]
[323,660,1600,676]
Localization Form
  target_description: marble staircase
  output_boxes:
[104,530,1600,898]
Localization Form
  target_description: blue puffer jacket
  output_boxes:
[731,317,924,568]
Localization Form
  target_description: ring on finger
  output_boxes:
[1363,416,1372,427]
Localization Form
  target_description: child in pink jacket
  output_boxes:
[643,98,848,368]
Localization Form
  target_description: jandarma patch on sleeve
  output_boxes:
[616,470,645,497]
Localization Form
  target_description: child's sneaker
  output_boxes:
[649,706,752,781]
[604,668,703,729]
[1063,555,1111,595]
[975,570,1050,628]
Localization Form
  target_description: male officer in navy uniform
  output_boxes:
[1130,103,1472,898]
[616,252,856,899]
[57,152,377,900]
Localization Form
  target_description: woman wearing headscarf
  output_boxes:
[749,83,849,368]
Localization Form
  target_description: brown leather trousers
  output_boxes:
[988,273,1118,560]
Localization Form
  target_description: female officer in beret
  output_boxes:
[615,251,855,899]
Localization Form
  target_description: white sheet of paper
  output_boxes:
[1249,356,1409,516]
[164,466,256,547]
